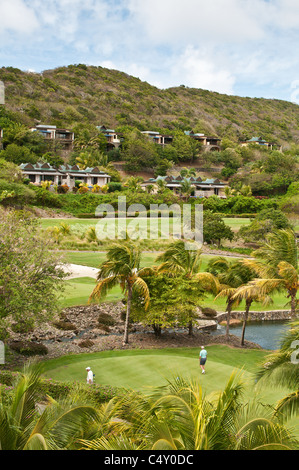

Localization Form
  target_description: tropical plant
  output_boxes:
[0,364,98,450]
[180,178,192,200]
[255,320,299,425]
[207,257,255,337]
[243,229,299,317]
[180,167,197,178]
[232,285,272,346]
[79,372,298,450]
[156,240,219,334]
[88,241,152,344]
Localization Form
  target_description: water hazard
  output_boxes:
[212,320,290,350]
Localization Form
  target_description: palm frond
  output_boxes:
[132,277,150,309]
[88,275,119,303]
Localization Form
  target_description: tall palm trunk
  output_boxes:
[289,288,297,318]
[225,298,234,338]
[123,284,132,345]
[241,298,252,346]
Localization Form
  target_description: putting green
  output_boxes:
[42,347,290,406]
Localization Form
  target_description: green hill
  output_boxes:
[1,64,299,146]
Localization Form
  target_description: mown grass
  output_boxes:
[41,346,292,408]
[60,251,292,311]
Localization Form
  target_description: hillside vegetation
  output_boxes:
[1,64,299,145]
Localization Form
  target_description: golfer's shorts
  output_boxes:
[200,358,207,365]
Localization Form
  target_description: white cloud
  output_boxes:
[1,0,299,100]
[127,0,269,45]
[170,46,236,94]
[0,0,39,35]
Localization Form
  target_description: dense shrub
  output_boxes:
[9,341,48,356]
[29,184,63,208]
[199,195,278,214]
[97,313,116,327]
[52,320,77,331]
[0,370,125,405]
[78,339,94,348]
[0,180,36,206]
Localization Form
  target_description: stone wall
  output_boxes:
[217,310,294,323]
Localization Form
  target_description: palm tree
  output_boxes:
[0,364,98,450]
[208,257,255,338]
[255,320,299,422]
[243,229,299,317]
[89,241,151,344]
[156,240,219,334]
[180,178,193,201]
[232,284,272,346]
[124,176,143,192]
[180,167,196,178]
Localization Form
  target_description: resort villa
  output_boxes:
[20,163,111,189]
[97,125,123,151]
[141,175,227,198]
[240,136,283,152]
[30,124,75,151]
[140,129,222,151]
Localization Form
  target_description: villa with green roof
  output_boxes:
[20,163,111,188]
[240,136,282,151]
[141,175,227,198]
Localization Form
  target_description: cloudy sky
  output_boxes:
[1,0,299,102]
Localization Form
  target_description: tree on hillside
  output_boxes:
[121,129,158,172]
[171,132,201,162]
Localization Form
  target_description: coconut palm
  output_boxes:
[243,229,299,317]
[0,364,98,450]
[232,284,272,346]
[255,320,299,422]
[207,257,255,338]
[89,241,152,344]
[180,178,193,200]
[180,167,197,178]
[156,240,219,334]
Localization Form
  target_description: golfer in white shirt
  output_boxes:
[86,367,93,384]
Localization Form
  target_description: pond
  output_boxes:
[211,320,290,350]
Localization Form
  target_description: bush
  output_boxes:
[0,180,36,206]
[78,339,94,348]
[108,182,122,192]
[97,313,116,327]
[29,185,63,208]
[0,370,125,405]
[53,320,77,331]
[57,184,69,194]
[9,341,48,356]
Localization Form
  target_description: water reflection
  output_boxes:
[212,320,289,350]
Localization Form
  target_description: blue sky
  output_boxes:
[1,0,299,103]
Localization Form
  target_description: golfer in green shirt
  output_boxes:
[199,346,207,374]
